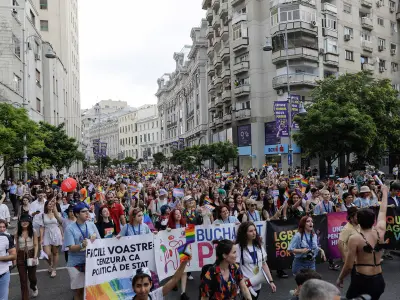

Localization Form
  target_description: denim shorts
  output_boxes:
[292,257,316,275]
[0,271,10,300]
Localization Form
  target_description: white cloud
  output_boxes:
[79,0,205,109]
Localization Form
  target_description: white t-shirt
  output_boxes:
[0,204,10,222]
[0,232,14,275]
[134,287,163,300]
[236,245,267,291]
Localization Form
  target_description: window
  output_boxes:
[233,23,242,40]
[235,53,249,63]
[40,20,48,31]
[379,59,386,68]
[389,0,396,10]
[30,10,35,26]
[140,135,142,143]
[378,38,386,48]
[344,27,353,37]
[322,16,337,30]
[325,38,338,54]
[13,74,21,92]
[35,69,41,86]
[40,0,48,9]
[392,62,399,72]
[36,98,41,112]
[361,31,371,42]
[343,3,351,13]
[345,50,354,61]
[12,34,20,57]
[391,22,398,34]
[377,17,384,26]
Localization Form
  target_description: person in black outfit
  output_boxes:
[96,206,116,238]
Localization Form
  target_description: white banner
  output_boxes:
[85,234,156,300]
[154,222,266,281]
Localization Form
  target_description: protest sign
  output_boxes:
[326,212,347,259]
[85,234,156,300]
[173,188,184,198]
[385,207,400,250]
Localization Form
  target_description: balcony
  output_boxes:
[322,3,337,14]
[212,0,220,10]
[220,46,230,62]
[215,97,223,108]
[231,0,245,6]
[213,56,222,69]
[361,0,372,7]
[220,26,229,41]
[234,84,251,97]
[232,13,247,25]
[208,101,216,111]
[272,73,319,89]
[214,76,222,87]
[362,63,374,71]
[210,121,216,128]
[232,37,248,52]
[206,8,213,21]
[233,61,249,75]
[324,53,339,66]
[212,15,221,29]
[397,12,400,21]
[208,82,216,93]
[272,47,318,64]
[322,27,338,38]
[223,114,232,123]
[215,117,223,127]
[271,21,318,37]
[270,0,316,8]
[213,36,221,48]
[222,69,231,80]
[361,40,373,52]
[207,45,214,57]
[207,64,215,77]
[361,17,373,30]
[235,109,251,120]
[222,90,232,102]
[219,2,228,18]
[206,26,214,39]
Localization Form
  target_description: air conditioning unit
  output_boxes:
[376,0,382,7]
[390,6,395,12]
[344,34,351,41]
[310,20,317,27]
[34,54,40,61]
[391,49,397,55]
[378,45,385,51]
[277,89,284,96]
[379,66,385,72]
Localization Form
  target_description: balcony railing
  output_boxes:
[232,13,247,25]
[361,0,372,7]
[272,47,318,64]
[222,89,231,102]
[219,2,228,18]
[361,17,373,30]
[234,84,251,97]
[233,61,249,75]
[223,114,232,123]
[270,0,316,8]
[272,73,319,89]
[232,37,248,52]
[322,3,337,14]
[235,109,251,120]
[361,40,373,52]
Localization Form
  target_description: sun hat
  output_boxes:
[359,186,371,193]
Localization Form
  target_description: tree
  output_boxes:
[153,152,166,168]
[209,142,238,169]
[111,158,121,167]
[294,71,399,175]
[96,156,111,172]
[123,157,136,166]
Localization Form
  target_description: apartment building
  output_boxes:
[156,21,209,157]
[119,110,138,160]
[201,0,400,171]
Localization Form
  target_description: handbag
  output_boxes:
[27,258,38,267]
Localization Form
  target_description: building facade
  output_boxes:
[201,0,400,171]
[156,21,209,157]
[118,110,139,160]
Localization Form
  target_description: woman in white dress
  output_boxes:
[39,198,63,278]
[199,195,214,225]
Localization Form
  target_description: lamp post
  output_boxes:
[94,103,101,174]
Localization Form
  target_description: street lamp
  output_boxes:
[94,103,101,174]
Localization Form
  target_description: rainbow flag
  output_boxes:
[301,178,309,187]
[143,213,155,231]
[177,244,191,262]
[226,176,234,182]
[263,163,268,167]
[215,173,221,179]
[52,179,59,185]
[205,204,215,212]
[204,196,214,205]
[185,225,195,244]
[26,179,31,185]
[284,188,290,200]
[195,174,200,179]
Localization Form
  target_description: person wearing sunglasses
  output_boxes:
[243,199,261,222]
[64,202,100,300]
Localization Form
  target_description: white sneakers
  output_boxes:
[32,287,39,297]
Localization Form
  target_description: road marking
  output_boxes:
[11,266,67,276]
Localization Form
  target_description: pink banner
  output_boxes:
[327,212,348,259]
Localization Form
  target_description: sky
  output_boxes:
[78,0,205,109]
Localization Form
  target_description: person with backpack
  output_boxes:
[236,222,276,299]
[200,239,252,300]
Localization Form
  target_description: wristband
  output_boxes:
[270,280,274,283]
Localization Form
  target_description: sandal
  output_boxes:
[329,264,340,270]
[51,270,56,278]
[48,266,52,273]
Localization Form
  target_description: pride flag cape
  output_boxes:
[143,213,155,231]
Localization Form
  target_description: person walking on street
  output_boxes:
[0,218,16,300]
[9,181,18,220]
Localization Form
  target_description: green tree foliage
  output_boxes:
[152,152,166,167]
[96,156,111,172]
[294,71,400,172]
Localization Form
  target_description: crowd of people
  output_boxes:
[0,166,398,300]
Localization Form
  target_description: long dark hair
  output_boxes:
[97,206,113,225]
[298,216,314,237]
[213,239,234,265]
[17,218,34,238]
[236,221,262,249]
[44,198,61,214]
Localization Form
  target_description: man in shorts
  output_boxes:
[64,202,100,300]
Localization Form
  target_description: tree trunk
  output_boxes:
[339,154,346,177]
[319,156,327,180]
[344,152,351,176]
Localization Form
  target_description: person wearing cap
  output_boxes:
[64,202,100,300]
[353,186,372,208]
[132,253,191,300]
[151,189,168,221]
[15,214,39,299]
[182,195,201,225]
[338,207,359,264]
[0,218,16,299]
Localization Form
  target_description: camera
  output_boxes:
[340,295,371,300]
[306,250,314,261]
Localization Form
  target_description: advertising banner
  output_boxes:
[265,121,280,145]
[238,124,252,147]
[326,212,347,259]
[274,101,289,137]
[85,234,156,300]
[290,95,300,130]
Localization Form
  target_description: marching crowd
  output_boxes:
[0,166,398,300]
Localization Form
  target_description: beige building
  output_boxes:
[201,0,400,171]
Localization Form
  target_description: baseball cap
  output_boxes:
[73,202,89,214]
[159,189,167,196]
[19,214,32,223]
[183,195,194,202]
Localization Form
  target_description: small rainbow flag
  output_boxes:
[226,176,234,182]
[177,244,191,262]
[195,174,200,179]
[205,204,215,212]
[143,213,155,231]
[215,173,221,179]
[204,196,214,205]
[185,225,195,244]
[301,178,309,187]
[263,163,268,167]
[26,179,31,184]
[52,179,59,185]
[284,188,290,200]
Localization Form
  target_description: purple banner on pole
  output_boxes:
[290,95,300,130]
[265,121,281,145]
[238,124,252,147]
[327,212,347,259]
[274,101,289,137]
